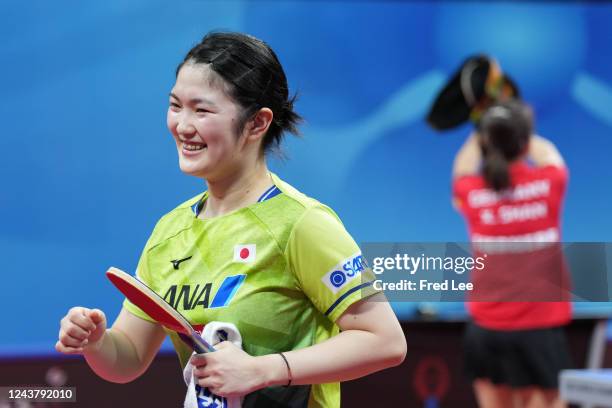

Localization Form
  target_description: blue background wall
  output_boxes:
[2,1,612,355]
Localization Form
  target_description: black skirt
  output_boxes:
[463,322,573,389]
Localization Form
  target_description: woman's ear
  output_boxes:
[245,107,273,143]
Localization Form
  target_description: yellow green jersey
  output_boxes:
[123,173,377,408]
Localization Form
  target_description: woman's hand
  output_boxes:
[56,307,107,354]
[191,341,269,397]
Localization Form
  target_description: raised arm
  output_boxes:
[452,132,482,178]
[527,135,565,167]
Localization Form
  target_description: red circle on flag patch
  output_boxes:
[240,248,250,259]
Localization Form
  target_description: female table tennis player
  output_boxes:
[453,100,572,408]
[56,31,406,407]
[428,57,572,408]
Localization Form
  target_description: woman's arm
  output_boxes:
[84,308,167,383]
[57,307,167,383]
[452,132,482,178]
[527,135,565,167]
[192,293,406,396]
[263,293,407,384]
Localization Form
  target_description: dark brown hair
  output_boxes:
[479,99,533,191]
[177,32,302,154]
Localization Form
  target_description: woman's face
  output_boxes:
[167,63,245,180]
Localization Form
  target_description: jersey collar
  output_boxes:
[191,183,281,217]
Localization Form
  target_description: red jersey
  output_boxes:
[453,162,571,330]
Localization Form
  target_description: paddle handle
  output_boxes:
[178,332,216,354]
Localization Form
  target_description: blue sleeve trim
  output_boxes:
[324,281,374,317]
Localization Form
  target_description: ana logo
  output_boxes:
[321,253,366,294]
[234,244,256,263]
[163,275,246,310]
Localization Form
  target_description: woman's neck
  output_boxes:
[201,161,272,219]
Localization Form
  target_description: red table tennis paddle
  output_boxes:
[106,267,214,354]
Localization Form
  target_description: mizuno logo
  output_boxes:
[171,256,192,270]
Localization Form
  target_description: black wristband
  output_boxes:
[278,352,292,387]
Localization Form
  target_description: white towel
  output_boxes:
[183,322,243,408]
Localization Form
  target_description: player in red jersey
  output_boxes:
[453,99,571,408]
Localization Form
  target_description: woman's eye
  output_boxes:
[169,102,181,109]
[196,108,209,114]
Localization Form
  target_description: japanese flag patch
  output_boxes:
[233,244,256,263]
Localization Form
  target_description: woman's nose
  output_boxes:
[176,119,196,138]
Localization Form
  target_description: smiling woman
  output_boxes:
[167,63,248,180]
[56,31,406,408]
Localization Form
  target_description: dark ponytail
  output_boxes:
[482,147,510,191]
[278,94,301,137]
[479,100,532,191]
